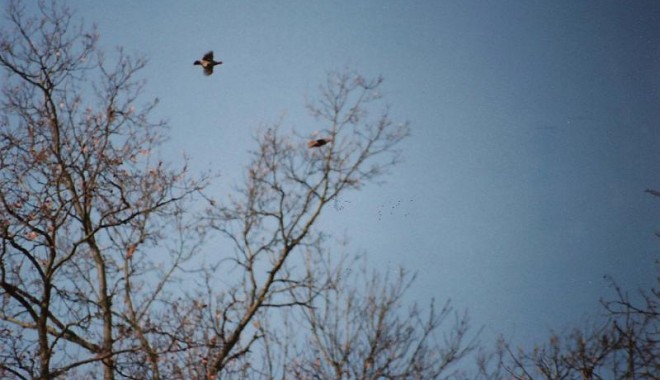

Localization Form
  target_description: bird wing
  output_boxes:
[203,51,214,61]
[203,66,214,76]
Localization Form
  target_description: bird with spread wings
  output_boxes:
[194,51,223,76]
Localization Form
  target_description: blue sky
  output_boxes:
[26,1,660,348]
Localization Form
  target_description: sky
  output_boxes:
[18,1,660,350]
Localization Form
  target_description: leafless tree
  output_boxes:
[487,265,659,380]
[0,1,207,379]
[463,191,660,380]
[253,251,478,380]
[168,65,411,378]
[0,2,486,380]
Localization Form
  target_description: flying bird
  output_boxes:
[194,51,223,76]
[308,138,332,148]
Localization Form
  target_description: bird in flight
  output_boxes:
[308,138,332,148]
[194,51,223,76]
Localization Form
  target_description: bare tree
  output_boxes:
[0,2,481,380]
[489,265,659,380]
[0,1,207,379]
[599,270,659,379]
[163,66,411,378]
[465,190,660,380]
[254,251,478,380]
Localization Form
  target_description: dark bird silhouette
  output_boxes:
[308,138,332,148]
[194,51,223,76]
